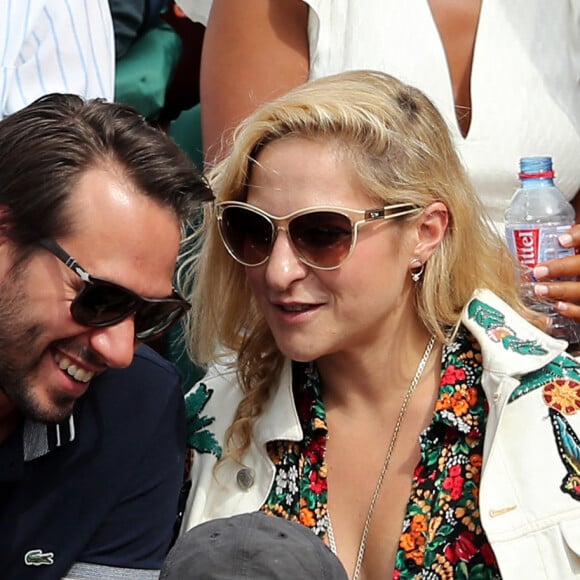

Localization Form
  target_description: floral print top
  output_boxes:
[261,329,502,579]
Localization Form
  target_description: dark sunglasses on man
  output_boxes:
[39,238,191,342]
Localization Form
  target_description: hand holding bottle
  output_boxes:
[505,156,580,348]
[533,224,580,321]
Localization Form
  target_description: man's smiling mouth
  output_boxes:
[54,352,95,383]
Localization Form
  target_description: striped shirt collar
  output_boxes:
[23,415,76,462]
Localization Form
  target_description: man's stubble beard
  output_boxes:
[0,261,75,424]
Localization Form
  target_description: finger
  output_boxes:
[533,254,580,279]
[560,224,580,247]
[534,280,580,304]
[554,300,580,323]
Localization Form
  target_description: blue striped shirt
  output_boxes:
[0,0,114,118]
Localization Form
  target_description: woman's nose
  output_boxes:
[264,229,309,290]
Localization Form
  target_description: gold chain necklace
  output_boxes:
[326,335,436,580]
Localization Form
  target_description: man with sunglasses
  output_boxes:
[0,93,213,579]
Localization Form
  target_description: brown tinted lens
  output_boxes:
[289,211,353,268]
[220,206,274,265]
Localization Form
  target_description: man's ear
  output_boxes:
[413,201,448,262]
[0,207,14,247]
[0,209,18,278]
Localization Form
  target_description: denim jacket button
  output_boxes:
[236,467,255,490]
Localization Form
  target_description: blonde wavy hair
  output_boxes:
[182,70,527,461]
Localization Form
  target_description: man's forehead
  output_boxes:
[66,167,174,231]
[57,168,181,294]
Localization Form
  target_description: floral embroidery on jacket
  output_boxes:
[467,298,547,356]
[506,350,580,499]
[510,354,580,405]
[544,378,580,415]
[549,408,580,500]
[185,382,222,458]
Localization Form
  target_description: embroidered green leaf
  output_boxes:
[467,299,505,329]
[456,561,469,580]
[551,354,580,378]
[500,335,547,356]
[185,382,222,458]
[509,376,546,402]
[468,298,548,356]
[192,430,223,456]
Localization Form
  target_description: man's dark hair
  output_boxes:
[0,93,213,246]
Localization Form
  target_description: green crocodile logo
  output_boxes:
[24,549,54,566]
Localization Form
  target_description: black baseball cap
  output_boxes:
[160,512,348,579]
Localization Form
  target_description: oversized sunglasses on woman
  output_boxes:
[216,200,421,270]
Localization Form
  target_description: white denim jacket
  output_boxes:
[182,289,580,578]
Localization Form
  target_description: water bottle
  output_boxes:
[504,156,579,348]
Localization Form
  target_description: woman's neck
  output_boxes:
[317,324,440,410]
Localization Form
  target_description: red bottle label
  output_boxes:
[505,224,576,273]
[512,228,539,267]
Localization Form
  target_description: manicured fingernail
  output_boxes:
[534,284,549,297]
[556,301,569,312]
[533,266,549,279]
[559,233,573,247]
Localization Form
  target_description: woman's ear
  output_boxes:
[414,201,448,262]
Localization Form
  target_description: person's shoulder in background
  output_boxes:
[0,0,115,118]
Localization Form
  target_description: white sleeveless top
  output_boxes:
[178,0,580,230]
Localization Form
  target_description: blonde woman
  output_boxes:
[180,71,580,579]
